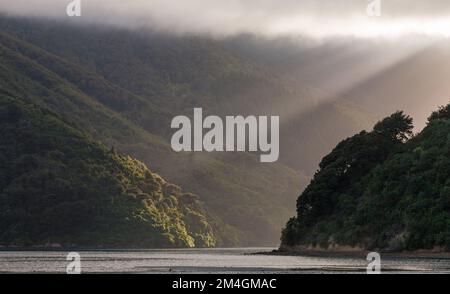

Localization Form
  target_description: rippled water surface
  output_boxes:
[1,248,450,273]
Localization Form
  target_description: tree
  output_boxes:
[428,103,450,122]
[373,111,413,142]
[282,105,450,251]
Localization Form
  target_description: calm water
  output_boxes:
[1,248,450,274]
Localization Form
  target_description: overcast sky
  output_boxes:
[1,0,450,38]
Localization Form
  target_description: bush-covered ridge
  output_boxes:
[0,18,307,246]
[0,94,215,248]
[282,103,450,251]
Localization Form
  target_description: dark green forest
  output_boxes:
[0,94,215,248]
[282,104,450,251]
[2,15,447,250]
[0,16,311,246]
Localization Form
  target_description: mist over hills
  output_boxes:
[1,16,307,246]
[223,34,450,129]
[2,0,450,38]
[1,14,448,247]
[0,16,378,174]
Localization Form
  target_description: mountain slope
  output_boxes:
[0,17,307,246]
[281,104,450,251]
[0,94,215,248]
[0,16,376,175]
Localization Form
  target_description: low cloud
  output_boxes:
[1,0,450,38]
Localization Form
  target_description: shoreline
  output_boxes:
[0,246,273,252]
[1,246,450,259]
[258,246,450,259]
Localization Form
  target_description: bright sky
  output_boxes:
[1,0,450,38]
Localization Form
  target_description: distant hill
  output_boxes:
[281,103,450,252]
[0,16,376,174]
[0,94,215,248]
[0,16,313,246]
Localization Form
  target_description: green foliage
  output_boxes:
[428,104,450,122]
[0,95,216,248]
[0,18,308,246]
[373,111,413,142]
[282,104,450,251]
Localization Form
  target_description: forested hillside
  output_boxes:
[0,16,375,174]
[282,104,450,252]
[0,16,314,245]
[0,94,215,248]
